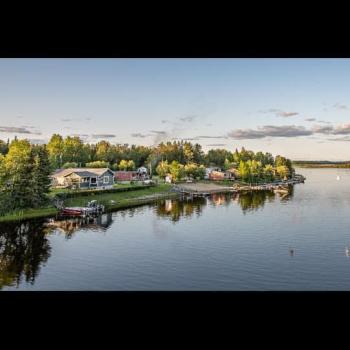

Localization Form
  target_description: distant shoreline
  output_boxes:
[293,161,350,168]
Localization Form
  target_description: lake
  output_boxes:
[1,167,350,291]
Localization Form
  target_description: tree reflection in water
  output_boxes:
[155,197,207,222]
[155,189,294,220]
[0,190,294,288]
[0,213,114,289]
[0,220,52,289]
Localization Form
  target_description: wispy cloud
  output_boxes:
[195,135,228,139]
[131,133,151,138]
[0,126,41,135]
[179,115,197,122]
[312,125,334,134]
[305,118,316,122]
[260,109,299,117]
[206,143,227,147]
[91,134,116,139]
[313,123,350,135]
[171,137,199,141]
[227,125,312,139]
[150,130,167,135]
[61,117,91,122]
[333,103,348,110]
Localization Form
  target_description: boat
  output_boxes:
[336,175,340,181]
[60,200,105,217]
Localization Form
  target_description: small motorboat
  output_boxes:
[336,175,341,181]
[60,200,105,217]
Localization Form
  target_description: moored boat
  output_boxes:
[60,200,105,217]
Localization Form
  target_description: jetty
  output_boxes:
[172,174,306,196]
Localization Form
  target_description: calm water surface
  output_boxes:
[2,168,350,290]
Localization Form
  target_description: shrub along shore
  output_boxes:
[0,174,306,223]
[0,183,179,223]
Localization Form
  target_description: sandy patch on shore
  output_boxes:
[177,182,231,192]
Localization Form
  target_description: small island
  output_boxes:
[0,136,304,222]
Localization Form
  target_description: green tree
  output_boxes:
[238,160,250,181]
[47,134,64,169]
[31,145,52,207]
[276,165,290,179]
[206,149,232,167]
[0,139,35,210]
[118,159,135,171]
[62,162,78,169]
[263,164,275,181]
[85,160,110,168]
[156,160,170,179]
[0,140,9,156]
[183,143,194,164]
[184,162,198,178]
[169,161,185,182]
[62,136,86,165]
[195,165,206,179]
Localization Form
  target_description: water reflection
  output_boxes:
[155,197,207,222]
[0,213,114,289]
[45,213,114,239]
[0,190,293,289]
[0,221,51,289]
[155,190,293,221]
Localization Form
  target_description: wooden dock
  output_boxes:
[173,174,305,196]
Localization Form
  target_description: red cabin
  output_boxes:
[114,171,138,181]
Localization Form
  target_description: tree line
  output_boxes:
[0,134,295,215]
[0,139,51,215]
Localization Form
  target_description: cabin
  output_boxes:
[224,168,239,180]
[114,170,138,182]
[115,167,149,182]
[204,167,222,180]
[136,166,149,180]
[209,170,225,181]
[51,168,115,189]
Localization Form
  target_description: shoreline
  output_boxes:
[0,186,181,223]
[0,175,305,223]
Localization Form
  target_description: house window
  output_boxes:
[103,176,109,184]
[90,178,97,184]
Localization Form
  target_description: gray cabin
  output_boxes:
[51,168,115,189]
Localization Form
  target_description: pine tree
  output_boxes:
[31,145,52,207]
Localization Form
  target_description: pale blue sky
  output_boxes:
[1,58,350,160]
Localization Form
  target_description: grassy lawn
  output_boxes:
[0,183,175,222]
[65,183,174,209]
[0,206,59,222]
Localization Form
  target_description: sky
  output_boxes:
[1,58,350,160]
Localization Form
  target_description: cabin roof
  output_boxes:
[52,168,114,178]
[225,168,239,173]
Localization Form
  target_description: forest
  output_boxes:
[0,135,294,216]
